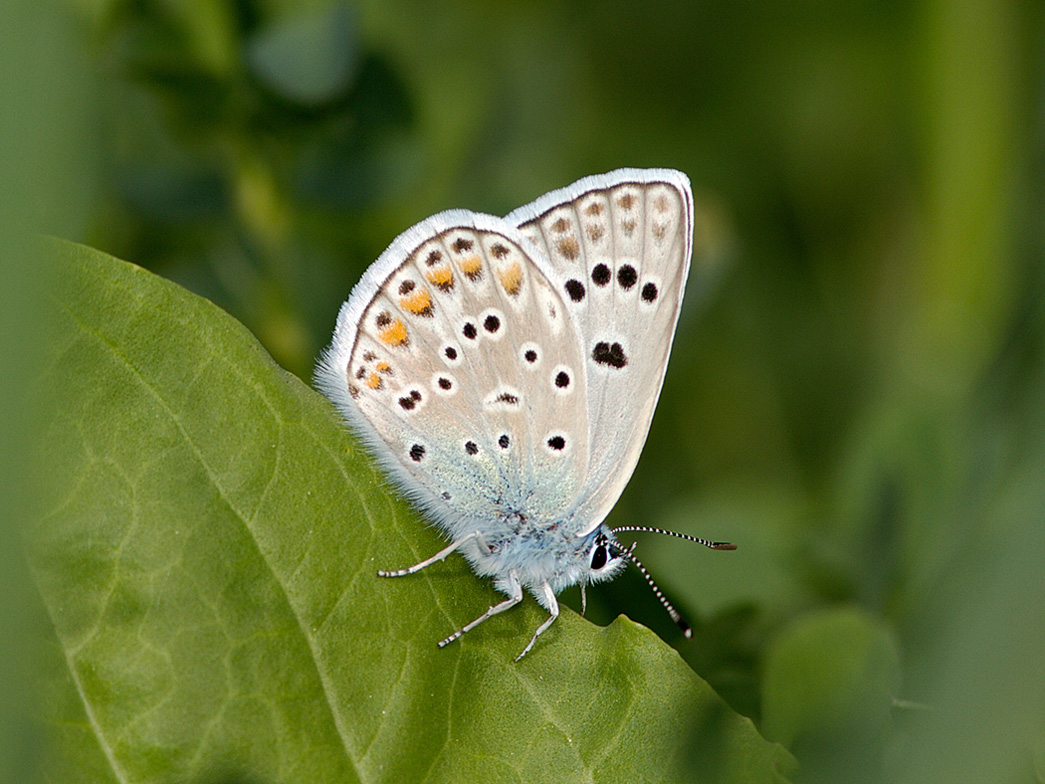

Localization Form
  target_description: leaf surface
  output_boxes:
[29,240,794,784]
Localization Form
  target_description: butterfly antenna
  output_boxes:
[612,542,693,639]
[611,525,737,550]
[609,527,736,638]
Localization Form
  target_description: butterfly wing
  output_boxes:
[317,210,591,545]
[505,169,693,535]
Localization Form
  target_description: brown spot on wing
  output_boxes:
[557,236,580,260]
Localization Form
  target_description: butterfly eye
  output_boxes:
[590,544,608,571]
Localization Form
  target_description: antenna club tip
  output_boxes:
[713,542,737,550]
[681,624,693,639]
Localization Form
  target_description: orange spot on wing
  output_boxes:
[460,255,482,280]
[425,265,454,291]
[366,372,382,389]
[378,319,408,346]
[498,261,523,296]
[399,288,433,316]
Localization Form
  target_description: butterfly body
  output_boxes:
[317,169,716,659]
[461,519,626,597]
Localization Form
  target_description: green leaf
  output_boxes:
[28,240,794,784]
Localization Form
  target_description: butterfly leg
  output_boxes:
[377,531,485,577]
[514,582,559,662]
[438,569,522,648]
[579,582,587,616]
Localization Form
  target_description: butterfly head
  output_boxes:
[584,528,630,584]
[584,526,738,639]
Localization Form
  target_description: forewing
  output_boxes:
[506,169,693,534]
[317,211,590,543]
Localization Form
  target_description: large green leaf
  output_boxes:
[28,240,794,784]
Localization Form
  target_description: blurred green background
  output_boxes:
[3,0,1043,781]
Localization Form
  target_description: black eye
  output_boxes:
[590,544,608,571]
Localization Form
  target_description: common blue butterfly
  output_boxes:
[316,169,734,660]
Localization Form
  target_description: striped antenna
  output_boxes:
[612,525,736,550]
[609,527,736,637]
[609,541,692,637]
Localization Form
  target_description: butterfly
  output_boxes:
[316,168,734,661]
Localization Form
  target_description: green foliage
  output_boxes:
[6,0,1045,781]
[761,608,900,782]
[28,241,794,783]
